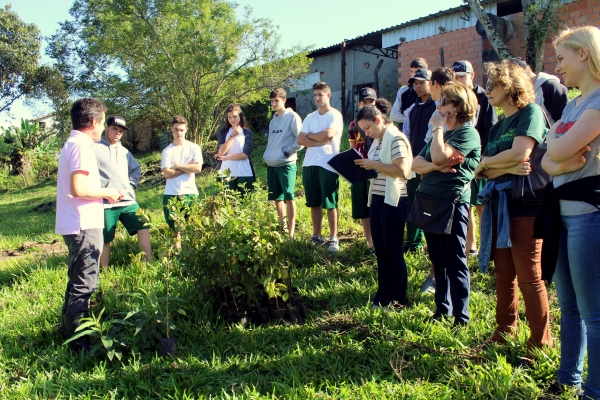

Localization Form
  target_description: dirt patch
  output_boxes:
[0,239,67,262]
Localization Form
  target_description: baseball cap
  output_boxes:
[409,68,432,84]
[107,116,129,130]
[508,57,528,70]
[452,60,474,76]
[358,87,377,101]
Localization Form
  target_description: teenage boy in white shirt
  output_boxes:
[297,82,344,252]
[161,115,203,248]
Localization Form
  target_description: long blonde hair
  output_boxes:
[553,26,600,81]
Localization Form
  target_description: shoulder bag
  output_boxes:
[407,182,470,235]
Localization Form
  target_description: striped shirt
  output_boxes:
[371,136,409,197]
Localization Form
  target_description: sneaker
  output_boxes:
[310,235,325,246]
[420,275,436,293]
[469,248,479,257]
[327,237,339,252]
[540,381,583,400]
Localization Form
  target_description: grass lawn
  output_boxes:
[0,131,575,399]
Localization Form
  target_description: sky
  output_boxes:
[1,0,463,126]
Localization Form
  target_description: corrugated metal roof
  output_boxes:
[308,0,503,57]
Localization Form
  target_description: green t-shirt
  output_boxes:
[483,103,548,217]
[418,124,481,203]
[483,103,548,184]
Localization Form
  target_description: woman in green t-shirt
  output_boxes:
[412,82,481,326]
[474,60,553,362]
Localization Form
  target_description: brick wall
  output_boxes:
[397,0,600,87]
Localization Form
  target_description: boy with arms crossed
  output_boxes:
[263,88,303,239]
[297,82,344,252]
[161,115,203,248]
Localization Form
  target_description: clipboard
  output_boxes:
[327,148,377,185]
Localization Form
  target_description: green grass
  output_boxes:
[0,130,573,399]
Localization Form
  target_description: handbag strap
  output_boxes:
[453,181,471,203]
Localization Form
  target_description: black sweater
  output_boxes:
[408,97,437,157]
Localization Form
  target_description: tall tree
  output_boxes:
[0,5,49,114]
[464,0,562,72]
[48,0,311,144]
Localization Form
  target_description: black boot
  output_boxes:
[62,312,90,352]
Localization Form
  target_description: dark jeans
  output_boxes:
[62,228,103,316]
[405,175,424,250]
[370,195,408,306]
[424,202,470,324]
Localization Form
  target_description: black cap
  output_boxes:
[409,68,432,84]
[452,60,474,75]
[358,87,377,101]
[508,57,528,70]
[107,116,128,130]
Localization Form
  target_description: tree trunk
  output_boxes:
[522,0,561,73]
[465,0,512,60]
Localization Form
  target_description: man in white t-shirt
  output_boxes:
[297,81,344,252]
[161,115,203,248]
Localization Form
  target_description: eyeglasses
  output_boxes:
[440,97,452,106]
[485,81,495,92]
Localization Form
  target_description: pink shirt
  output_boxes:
[55,130,104,235]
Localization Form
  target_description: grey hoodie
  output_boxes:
[263,108,303,167]
[92,136,141,208]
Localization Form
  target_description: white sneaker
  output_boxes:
[327,237,339,252]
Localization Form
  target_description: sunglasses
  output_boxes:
[440,97,451,106]
[485,81,495,92]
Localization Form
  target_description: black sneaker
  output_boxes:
[310,235,325,245]
[539,381,583,400]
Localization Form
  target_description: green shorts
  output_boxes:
[163,194,197,231]
[302,166,339,209]
[350,180,370,219]
[268,164,297,201]
[470,178,487,206]
[103,203,147,243]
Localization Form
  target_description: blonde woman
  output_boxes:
[537,26,600,398]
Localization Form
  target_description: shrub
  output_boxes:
[175,181,292,313]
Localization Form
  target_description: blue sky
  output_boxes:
[1,0,462,125]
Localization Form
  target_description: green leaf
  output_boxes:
[101,336,114,349]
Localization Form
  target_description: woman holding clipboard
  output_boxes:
[354,98,413,310]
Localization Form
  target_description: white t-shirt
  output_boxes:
[301,108,343,172]
[219,128,253,177]
[162,141,203,195]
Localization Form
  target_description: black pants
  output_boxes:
[424,202,471,324]
[370,195,408,306]
[62,228,102,316]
